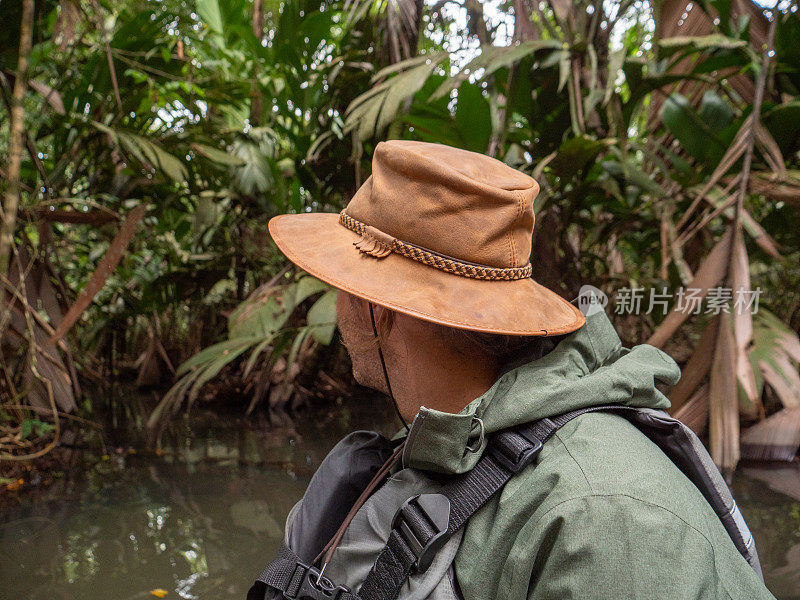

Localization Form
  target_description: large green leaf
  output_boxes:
[763,101,800,156]
[697,90,734,133]
[345,53,448,140]
[92,122,188,182]
[176,337,259,376]
[306,289,338,345]
[549,136,613,181]
[231,139,274,195]
[228,276,328,340]
[191,142,246,166]
[430,41,562,101]
[197,0,224,34]
[660,92,730,167]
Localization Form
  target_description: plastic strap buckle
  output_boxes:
[489,430,542,473]
[391,493,451,574]
[284,563,351,600]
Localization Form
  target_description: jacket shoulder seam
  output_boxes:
[550,430,594,492]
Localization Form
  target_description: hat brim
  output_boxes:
[269,213,585,336]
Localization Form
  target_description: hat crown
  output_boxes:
[345,141,538,269]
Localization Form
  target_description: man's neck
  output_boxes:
[394,346,501,419]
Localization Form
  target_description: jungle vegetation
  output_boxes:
[1,0,799,476]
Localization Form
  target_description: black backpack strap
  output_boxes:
[357,418,558,600]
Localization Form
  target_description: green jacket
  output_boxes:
[399,309,775,600]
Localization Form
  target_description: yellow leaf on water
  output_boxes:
[150,589,168,598]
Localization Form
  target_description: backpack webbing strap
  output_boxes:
[247,543,358,600]
[357,420,554,600]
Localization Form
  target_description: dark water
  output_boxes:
[0,399,798,600]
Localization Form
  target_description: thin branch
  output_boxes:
[725,16,777,278]
[90,0,123,116]
[48,203,147,345]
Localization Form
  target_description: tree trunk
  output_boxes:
[0,0,35,338]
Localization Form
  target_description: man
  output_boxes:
[253,141,774,599]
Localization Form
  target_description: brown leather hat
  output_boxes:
[268,140,585,336]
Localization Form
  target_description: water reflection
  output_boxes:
[732,465,800,600]
[0,400,798,600]
[0,400,396,600]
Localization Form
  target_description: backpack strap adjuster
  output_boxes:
[391,493,451,574]
[284,562,351,600]
[489,429,543,472]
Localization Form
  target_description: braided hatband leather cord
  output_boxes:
[339,211,532,281]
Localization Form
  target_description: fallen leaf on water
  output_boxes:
[6,478,24,492]
[150,589,168,598]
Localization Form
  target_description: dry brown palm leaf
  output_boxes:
[737,171,800,205]
[673,383,710,436]
[754,121,785,175]
[647,227,731,348]
[730,231,759,417]
[709,314,740,475]
[669,316,717,413]
[709,14,776,475]
[48,203,147,345]
[741,408,800,462]
[22,207,119,224]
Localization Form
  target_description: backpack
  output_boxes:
[247,405,762,600]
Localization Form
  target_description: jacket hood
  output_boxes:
[401,307,681,474]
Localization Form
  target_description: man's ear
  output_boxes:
[371,303,396,341]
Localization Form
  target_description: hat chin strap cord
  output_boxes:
[368,302,410,435]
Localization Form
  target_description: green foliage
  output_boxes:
[661,91,735,166]
[150,275,337,426]
[20,419,55,439]
[2,0,799,433]
[749,310,800,400]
